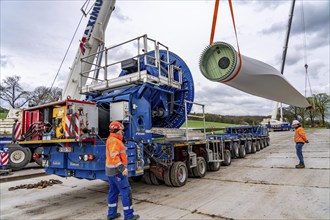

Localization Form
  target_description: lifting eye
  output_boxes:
[218,57,230,69]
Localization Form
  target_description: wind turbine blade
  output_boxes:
[199,42,310,108]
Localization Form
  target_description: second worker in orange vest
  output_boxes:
[106,121,140,220]
[292,120,309,169]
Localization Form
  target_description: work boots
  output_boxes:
[295,163,305,169]
[126,214,140,220]
[107,213,121,220]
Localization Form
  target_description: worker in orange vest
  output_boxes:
[292,120,309,168]
[106,121,140,220]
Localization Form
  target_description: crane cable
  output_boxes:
[209,0,242,83]
[300,0,315,109]
[49,1,92,92]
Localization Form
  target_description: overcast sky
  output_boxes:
[1,0,329,116]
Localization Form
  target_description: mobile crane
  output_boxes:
[1,0,116,171]
[6,0,270,186]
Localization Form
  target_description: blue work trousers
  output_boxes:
[295,142,304,164]
[108,174,134,220]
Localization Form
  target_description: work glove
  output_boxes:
[122,168,128,176]
[305,140,309,143]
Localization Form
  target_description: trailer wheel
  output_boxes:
[256,141,260,151]
[8,145,31,170]
[222,150,231,166]
[251,142,257,153]
[33,147,44,166]
[170,162,188,187]
[164,167,172,186]
[259,140,264,149]
[232,142,239,158]
[192,157,207,178]
[239,145,246,158]
[208,161,221,171]
[246,141,252,154]
[143,170,152,185]
[150,171,162,185]
[266,138,270,146]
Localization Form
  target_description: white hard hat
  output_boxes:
[292,120,300,126]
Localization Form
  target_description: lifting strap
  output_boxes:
[209,0,241,54]
[209,0,242,83]
[209,0,220,45]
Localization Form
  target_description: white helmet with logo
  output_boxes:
[292,120,300,126]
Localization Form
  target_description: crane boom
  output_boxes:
[273,0,296,121]
[62,0,116,100]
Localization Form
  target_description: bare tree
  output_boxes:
[29,86,62,106]
[48,87,62,102]
[0,75,30,108]
[283,105,309,127]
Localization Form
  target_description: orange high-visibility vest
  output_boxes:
[105,133,127,176]
[294,127,307,143]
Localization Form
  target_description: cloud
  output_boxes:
[193,84,273,116]
[0,55,9,69]
[238,0,285,10]
[260,1,329,49]
[273,50,303,67]
[114,6,131,22]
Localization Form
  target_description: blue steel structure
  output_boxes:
[16,36,270,187]
[6,1,271,178]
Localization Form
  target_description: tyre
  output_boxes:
[150,171,162,185]
[246,141,252,154]
[232,142,239,158]
[164,167,172,186]
[208,161,221,171]
[188,167,194,178]
[8,145,32,170]
[259,140,264,149]
[143,170,152,185]
[33,147,44,166]
[239,145,246,158]
[263,139,267,148]
[186,160,195,177]
[256,141,260,151]
[170,162,188,187]
[222,149,231,166]
[266,138,270,146]
[192,157,207,178]
[251,142,257,153]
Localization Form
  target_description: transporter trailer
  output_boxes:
[8,0,272,186]
[208,125,269,166]
[15,35,270,187]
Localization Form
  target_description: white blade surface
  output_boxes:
[199,42,310,108]
[226,55,310,108]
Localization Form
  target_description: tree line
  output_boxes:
[282,94,330,128]
[0,75,62,109]
[190,94,330,128]
[1,75,329,128]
